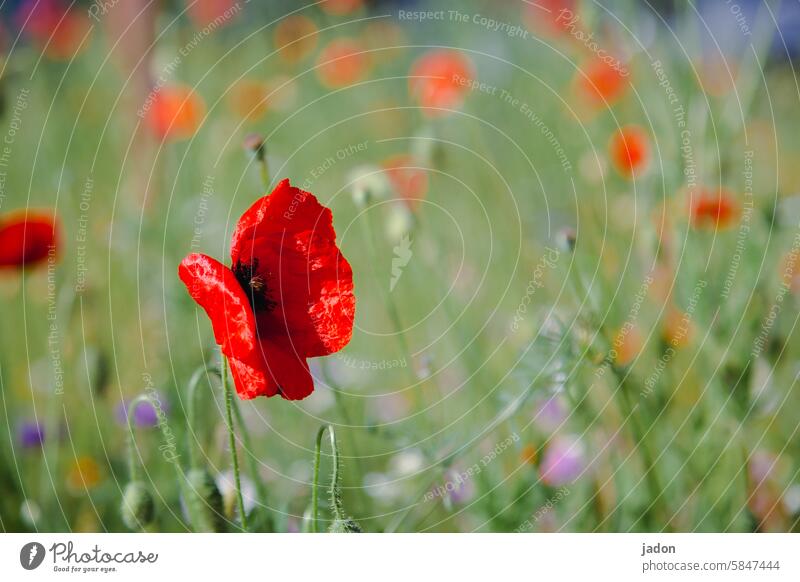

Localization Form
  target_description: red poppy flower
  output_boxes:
[409,49,475,117]
[316,38,370,88]
[16,0,91,60]
[609,125,649,178]
[179,180,355,400]
[0,211,60,269]
[574,58,628,108]
[689,188,740,230]
[382,154,428,210]
[146,85,206,141]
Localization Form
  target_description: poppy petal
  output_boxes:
[231,180,355,357]
[227,354,278,400]
[261,339,314,400]
[178,253,257,361]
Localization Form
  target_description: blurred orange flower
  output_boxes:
[409,49,475,117]
[67,456,102,492]
[609,125,649,178]
[185,0,240,29]
[382,155,429,210]
[320,0,364,15]
[575,58,628,108]
[520,443,538,466]
[227,79,269,121]
[316,38,370,88]
[146,85,206,141]
[274,15,318,64]
[779,249,800,294]
[662,308,693,349]
[612,325,642,367]
[689,188,740,230]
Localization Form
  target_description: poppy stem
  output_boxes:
[231,398,275,532]
[221,355,248,531]
[311,425,327,533]
[311,424,342,532]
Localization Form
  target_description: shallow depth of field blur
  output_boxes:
[1,0,800,533]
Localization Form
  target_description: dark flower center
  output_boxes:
[233,258,277,313]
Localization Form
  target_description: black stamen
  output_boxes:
[233,258,277,313]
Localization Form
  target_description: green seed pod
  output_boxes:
[120,481,155,531]
[329,517,362,533]
[185,468,227,532]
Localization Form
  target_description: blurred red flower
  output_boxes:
[179,180,355,400]
[382,154,428,210]
[146,85,206,141]
[0,211,60,269]
[689,188,740,230]
[16,0,91,60]
[574,58,627,108]
[409,49,475,117]
[609,125,649,178]
[320,0,364,16]
[316,38,370,88]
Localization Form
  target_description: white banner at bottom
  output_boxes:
[0,533,798,581]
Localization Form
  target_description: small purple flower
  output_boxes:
[540,434,585,486]
[533,394,568,433]
[115,395,168,428]
[18,421,45,449]
[443,467,476,505]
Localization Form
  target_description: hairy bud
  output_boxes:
[120,481,155,530]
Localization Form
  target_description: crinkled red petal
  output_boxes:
[178,253,257,361]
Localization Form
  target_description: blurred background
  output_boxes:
[0,0,799,533]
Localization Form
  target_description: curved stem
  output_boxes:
[126,395,153,482]
[221,355,247,531]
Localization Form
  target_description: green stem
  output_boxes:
[311,425,328,533]
[221,356,247,531]
[185,367,206,470]
[231,397,273,531]
[613,368,668,528]
[126,395,153,482]
[328,427,344,520]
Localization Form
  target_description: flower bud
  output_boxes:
[348,165,391,209]
[185,468,226,532]
[120,481,155,530]
[243,133,266,161]
[556,227,576,253]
